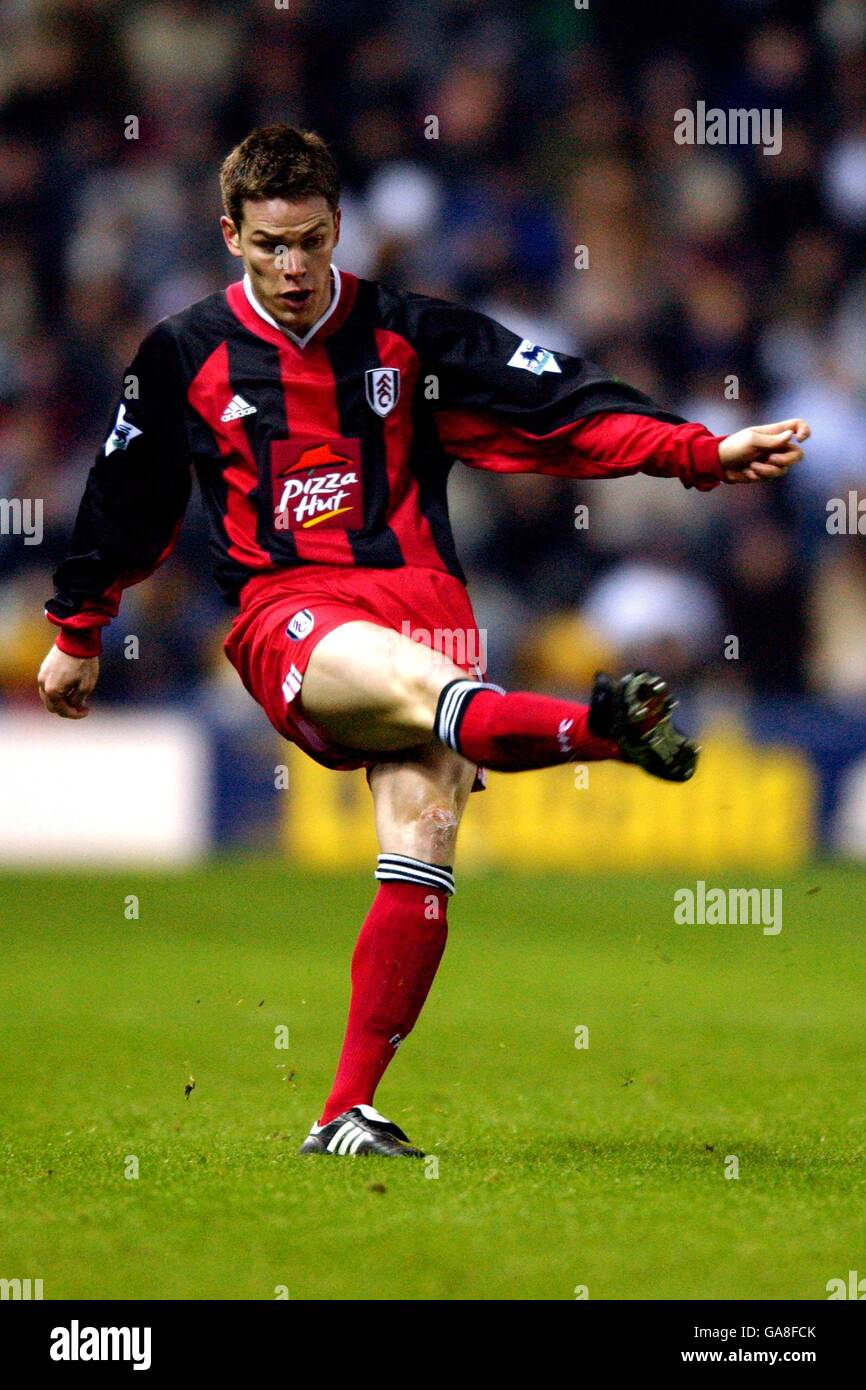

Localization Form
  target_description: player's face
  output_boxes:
[221,195,341,334]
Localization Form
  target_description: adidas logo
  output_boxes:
[221,394,257,423]
[326,1120,370,1155]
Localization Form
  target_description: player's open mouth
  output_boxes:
[279,289,313,308]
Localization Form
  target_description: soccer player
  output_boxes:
[37,126,808,1158]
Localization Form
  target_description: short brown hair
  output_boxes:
[219,125,340,227]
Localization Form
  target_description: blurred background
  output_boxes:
[2,0,866,863]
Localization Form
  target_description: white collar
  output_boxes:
[242,265,342,347]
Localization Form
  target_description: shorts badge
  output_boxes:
[286,609,315,641]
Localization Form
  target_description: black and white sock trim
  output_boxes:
[435,677,505,753]
[375,854,455,896]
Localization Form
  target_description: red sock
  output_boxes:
[436,679,621,772]
[319,864,452,1125]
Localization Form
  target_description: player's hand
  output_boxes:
[37,645,100,719]
[719,419,810,483]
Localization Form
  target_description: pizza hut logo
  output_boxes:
[271,439,363,532]
[365,367,400,418]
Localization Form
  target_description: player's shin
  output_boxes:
[318,860,452,1126]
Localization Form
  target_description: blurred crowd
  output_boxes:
[2,0,866,714]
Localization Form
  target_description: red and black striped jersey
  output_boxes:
[45,268,726,657]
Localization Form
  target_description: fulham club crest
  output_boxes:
[365,367,400,418]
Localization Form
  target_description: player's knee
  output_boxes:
[371,754,472,862]
[416,800,462,861]
[388,798,461,863]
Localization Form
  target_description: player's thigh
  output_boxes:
[301,620,465,750]
[368,741,477,861]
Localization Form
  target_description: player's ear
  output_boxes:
[220,215,243,258]
[331,206,341,248]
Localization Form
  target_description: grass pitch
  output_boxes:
[0,862,863,1301]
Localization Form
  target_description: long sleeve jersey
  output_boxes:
[45,267,726,657]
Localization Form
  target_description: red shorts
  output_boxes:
[224,565,488,776]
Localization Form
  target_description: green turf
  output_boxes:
[0,862,864,1301]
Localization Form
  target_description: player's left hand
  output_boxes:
[719,419,810,483]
